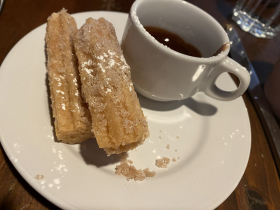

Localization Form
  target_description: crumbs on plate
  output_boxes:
[155,157,170,168]
[34,174,44,180]
[115,153,156,181]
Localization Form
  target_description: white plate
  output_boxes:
[0,11,251,210]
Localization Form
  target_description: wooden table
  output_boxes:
[0,0,279,209]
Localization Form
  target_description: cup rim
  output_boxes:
[130,0,230,63]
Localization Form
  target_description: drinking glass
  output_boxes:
[232,0,280,38]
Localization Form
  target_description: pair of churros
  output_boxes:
[46,9,149,155]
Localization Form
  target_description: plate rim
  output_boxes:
[0,11,251,210]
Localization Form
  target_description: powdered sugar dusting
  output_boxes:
[74,17,149,155]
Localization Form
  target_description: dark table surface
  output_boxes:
[0,0,280,209]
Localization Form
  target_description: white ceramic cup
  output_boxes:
[121,0,251,101]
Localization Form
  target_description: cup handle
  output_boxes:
[202,57,251,101]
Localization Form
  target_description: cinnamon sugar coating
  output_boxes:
[115,158,156,181]
[46,9,93,143]
[74,18,149,155]
[155,157,170,168]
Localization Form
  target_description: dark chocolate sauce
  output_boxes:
[144,26,202,58]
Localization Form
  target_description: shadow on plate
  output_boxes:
[79,138,120,167]
[45,73,119,167]
[45,44,118,167]
[137,93,218,116]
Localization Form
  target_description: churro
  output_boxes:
[46,9,93,144]
[74,18,149,155]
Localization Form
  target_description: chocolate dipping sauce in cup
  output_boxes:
[121,0,250,102]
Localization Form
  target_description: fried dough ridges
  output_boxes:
[74,18,149,155]
[46,9,93,144]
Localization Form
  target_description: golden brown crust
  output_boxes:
[46,9,94,144]
[74,18,149,154]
